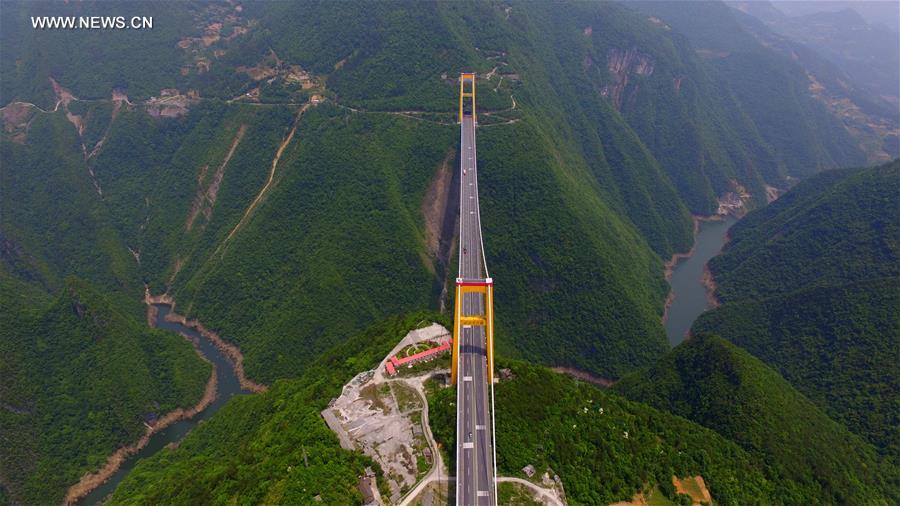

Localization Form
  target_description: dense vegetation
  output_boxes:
[629,1,865,179]
[172,107,456,381]
[694,161,900,453]
[2,0,869,385]
[694,279,900,453]
[709,161,900,302]
[0,275,209,505]
[116,320,886,506]
[615,334,898,504]
[0,1,884,502]
[106,313,446,505]
[430,359,784,504]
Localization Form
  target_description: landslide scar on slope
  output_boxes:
[218,103,309,251]
[186,124,247,231]
[421,148,460,310]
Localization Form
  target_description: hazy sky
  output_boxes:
[772,0,900,31]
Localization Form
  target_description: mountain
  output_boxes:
[725,1,900,163]
[709,161,899,303]
[0,1,883,500]
[771,1,900,34]
[730,2,900,102]
[1,0,869,385]
[693,161,899,452]
[113,316,782,505]
[0,275,209,505]
[614,334,898,504]
[694,279,899,454]
[627,1,898,166]
[104,313,436,505]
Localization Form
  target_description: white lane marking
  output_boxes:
[470,211,475,214]
[478,491,489,497]
[464,376,473,381]
[476,425,486,430]
[464,442,474,449]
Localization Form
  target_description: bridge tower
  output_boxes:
[450,278,495,384]
[459,72,476,124]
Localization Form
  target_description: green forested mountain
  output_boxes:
[113,316,801,505]
[430,359,783,504]
[0,275,209,505]
[694,161,900,452]
[709,161,900,302]
[1,0,867,385]
[106,313,442,505]
[614,334,898,505]
[0,1,884,502]
[694,279,900,454]
[629,1,866,176]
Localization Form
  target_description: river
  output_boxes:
[77,304,251,505]
[78,217,729,501]
[664,216,736,346]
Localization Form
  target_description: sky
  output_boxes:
[771,0,900,31]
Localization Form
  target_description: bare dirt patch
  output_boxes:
[324,372,429,503]
[49,77,84,135]
[552,367,614,387]
[421,149,455,259]
[0,102,36,143]
[324,323,450,504]
[420,148,459,310]
[145,92,193,118]
[186,124,247,231]
[716,180,751,217]
[1,102,35,130]
[673,475,712,505]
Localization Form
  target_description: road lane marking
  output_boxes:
[463,442,474,449]
[478,491,489,497]
[476,425,486,430]
[464,376,473,381]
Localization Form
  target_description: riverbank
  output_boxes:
[65,292,266,504]
[63,357,217,505]
[702,265,721,309]
[662,215,736,345]
[552,367,615,387]
[662,215,728,323]
[144,291,267,394]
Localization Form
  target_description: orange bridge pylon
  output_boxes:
[450,278,495,385]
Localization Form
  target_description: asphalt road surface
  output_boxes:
[456,114,496,506]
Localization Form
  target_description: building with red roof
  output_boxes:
[385,340,450,376]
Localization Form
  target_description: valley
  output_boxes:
[663,216,736,345]
[71,303,248,506]
[1,1,897,504]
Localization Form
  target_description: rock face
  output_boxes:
[601,47,655,110]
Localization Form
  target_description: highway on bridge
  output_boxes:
[456,113,497,505]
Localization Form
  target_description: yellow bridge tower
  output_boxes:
[459,72,476,123]
[450,278,495,384]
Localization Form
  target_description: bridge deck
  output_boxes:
[456,114,496,506]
